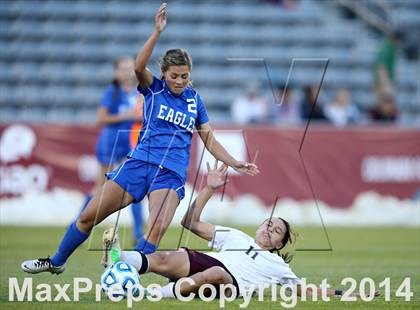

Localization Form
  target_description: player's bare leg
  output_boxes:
[146,250,190,279]
[93,164,110,192]
[178,266,234,296]
[134,188,179,253]
[145,266,235,299]
[77,180,135,233]
[142,265,235,299]
[147,189,180,244]
[74,164,110,220]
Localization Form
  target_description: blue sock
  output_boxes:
[130,202,144,240]
[135,236,157,254]
[50,222,89,266]
[76,193,93,219]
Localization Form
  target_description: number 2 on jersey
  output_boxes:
[187,98,197,114]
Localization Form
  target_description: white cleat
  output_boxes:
[101,226,121,268]
[21,257,65,274]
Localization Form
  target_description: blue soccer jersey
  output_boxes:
[96,84,138,165]
[129,76,209,181]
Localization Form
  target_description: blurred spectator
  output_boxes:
[300,85,326,121]
[231,84,269,125]
[324,89,360,127]
[274,84,301,125]
[374,30,403,98]
[403,30,419,60]
[267,0,298,10]
[79,57,145,245]
[369,92,398,122]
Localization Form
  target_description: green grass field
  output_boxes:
[0,225,419,309]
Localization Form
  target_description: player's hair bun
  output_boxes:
[160,48,193,73]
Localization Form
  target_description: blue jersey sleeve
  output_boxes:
[137,76,164,96]
[100,86,115,109]
[195,93,209,127]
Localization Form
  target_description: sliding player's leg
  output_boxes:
[177,266,234,296]
[107,228,236,298]
[126,249,233,298]
[119,248,234,297]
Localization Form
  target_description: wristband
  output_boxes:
[335,290,343,296]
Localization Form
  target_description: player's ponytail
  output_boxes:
[111,79,120,104]
[278,251,294,264]
[111,58,125,103]
[271,217,297,264]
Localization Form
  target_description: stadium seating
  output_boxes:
[0,0,418,123]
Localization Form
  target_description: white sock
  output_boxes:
[149,282,175,299]
[120,251,142,271]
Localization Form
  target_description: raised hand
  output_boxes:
[206,161,229,190]
[155,3,167,33]
[233,161,259,176]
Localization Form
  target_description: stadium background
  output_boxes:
[0,0,419,309]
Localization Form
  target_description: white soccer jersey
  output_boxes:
[205,226,301,295]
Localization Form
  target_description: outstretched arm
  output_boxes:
[135,3,167,88]
[96,107,140,126]
[181,161,228,241]
[197,122,259,176]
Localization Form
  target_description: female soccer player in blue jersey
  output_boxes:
[22,3,259,274]
[78,57,144,246]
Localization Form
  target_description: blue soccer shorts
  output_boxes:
[106,157,185,202]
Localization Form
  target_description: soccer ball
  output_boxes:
[100,261,141,298]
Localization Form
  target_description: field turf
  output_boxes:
[0,225,419,309]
